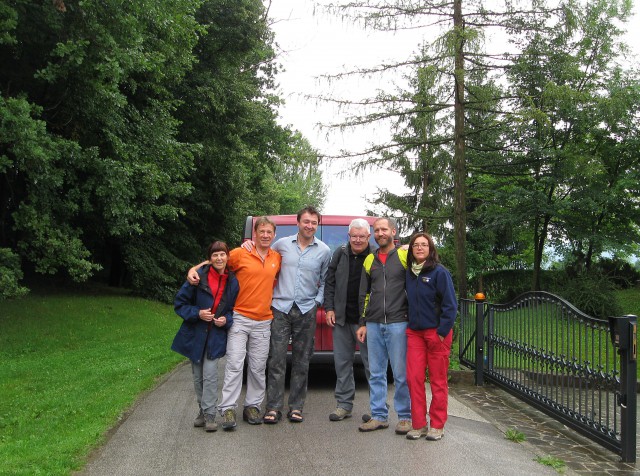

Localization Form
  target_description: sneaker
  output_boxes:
[243,406,262,425]
[358,418,389,432]
[426,427,444,440]
[329,408,352,421]
[361,413,372,423]
[395,419,412,435]
[406,426,428,440]
[221,408,237,431]
[193,409,205,428]
[204,413,218,432]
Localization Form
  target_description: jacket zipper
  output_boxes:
[382,257,387,324]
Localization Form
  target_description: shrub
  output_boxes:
[470,269,623,318]
[0,248,29,300]
[593,257,640,289]
[470,269,561,303]
[550,272,622,318]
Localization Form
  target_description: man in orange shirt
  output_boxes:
[188,217,281,430]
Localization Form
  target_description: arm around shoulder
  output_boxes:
[187,261,208,285]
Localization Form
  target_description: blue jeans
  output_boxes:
[366,321,411,421]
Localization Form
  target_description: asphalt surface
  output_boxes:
[80,361,561,476]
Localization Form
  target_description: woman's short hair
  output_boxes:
[207,240,230,258]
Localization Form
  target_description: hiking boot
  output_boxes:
[361,413,371,423]
[193,409,205,428]
[221,409,237,431]
[243,406,262,425]
[204,413,218,432]
[395,419,412,435]
[329,408,352,421]
[426,427,444,440]
[358,418,389,432]
[406,426,428,440]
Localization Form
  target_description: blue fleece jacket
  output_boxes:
[405,264,457,337]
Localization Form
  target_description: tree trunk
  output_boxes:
[108,242,124,287]
[532,213,551,291]
[453,0,468,297]
[421,159,430,233]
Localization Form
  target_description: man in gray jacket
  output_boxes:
[356,217,411,435]
[324,218,372,422]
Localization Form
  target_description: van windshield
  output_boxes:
[321,225,377,253]
[265,223,377,254]
[273,225,298,242]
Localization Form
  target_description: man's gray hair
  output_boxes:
[349,218,370,232]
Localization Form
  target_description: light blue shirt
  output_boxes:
[271,234,331,314]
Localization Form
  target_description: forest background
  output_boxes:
[1,0,639,314]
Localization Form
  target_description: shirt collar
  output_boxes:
[293,233,317,246]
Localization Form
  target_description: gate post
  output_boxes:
[608,314,637,463]
[474,293,486,386]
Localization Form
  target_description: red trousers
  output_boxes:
[406,327,452,430]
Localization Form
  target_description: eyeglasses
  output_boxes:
[349,234,368,241]
[412,243,429,249]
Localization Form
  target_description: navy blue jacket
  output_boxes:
[405,264,457,337]
[172,266,239,363]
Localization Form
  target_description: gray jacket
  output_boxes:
[324,243,370,327]
[359,247,408,326]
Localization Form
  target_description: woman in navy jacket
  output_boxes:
[173,241,239,432]
[404,232,457,441]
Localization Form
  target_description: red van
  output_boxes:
[243,215,378,361]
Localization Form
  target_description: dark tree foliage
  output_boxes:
[0,0,325,301]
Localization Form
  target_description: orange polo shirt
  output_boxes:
[228,246,281,321]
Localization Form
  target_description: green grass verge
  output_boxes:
[615,287,640,318]
[614,288,639,380]
[0,288,183,475]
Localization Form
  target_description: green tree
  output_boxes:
[1,0,325,301]
[558,71,640,270]
[499,0,638,289]
[323,0,638,295]
[0,0,203,299]
[366,62,454,240]
[171,1,325,271]
[272,131,326,214]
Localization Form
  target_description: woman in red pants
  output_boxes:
[405,232,458,441]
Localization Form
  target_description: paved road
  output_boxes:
[81,362,560,476]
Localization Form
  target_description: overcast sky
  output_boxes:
[265,0,640,216]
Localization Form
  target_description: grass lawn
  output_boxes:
[616,288,640,380]
[0,286,183,475]
[615,287,640,318]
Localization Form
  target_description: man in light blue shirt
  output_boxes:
[262,206,331,424]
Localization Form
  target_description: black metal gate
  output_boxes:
[459,291,637,462]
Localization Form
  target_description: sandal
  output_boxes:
[287,409,304,423]
[263,410,282,424]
